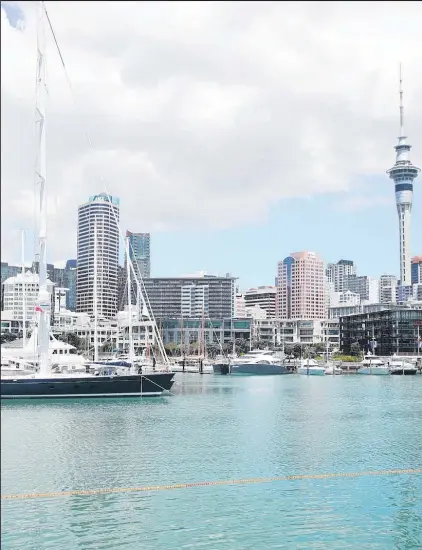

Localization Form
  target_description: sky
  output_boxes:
[1,1,421,290]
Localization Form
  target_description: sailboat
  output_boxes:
[1,3,174,399]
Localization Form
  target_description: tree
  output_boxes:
[292,344,302,358]
[101,341,113,353]
[0,332,17,344]
[206,343,222,358]
[350,342,361,357]
[312,343,326,355]
[164,342,179,357]
[234,338,250,354]
[57,332,82,349]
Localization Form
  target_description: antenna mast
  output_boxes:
[399,63,404,137]
[35,1,51,377]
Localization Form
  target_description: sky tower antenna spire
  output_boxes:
[399,63,404,137]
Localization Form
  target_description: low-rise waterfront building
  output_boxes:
[340,306,422,356]
[250,318,340,350]
[160,317,251,348]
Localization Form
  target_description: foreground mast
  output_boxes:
[34,1,51,377]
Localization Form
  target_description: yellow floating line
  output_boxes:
[2,468,421,501]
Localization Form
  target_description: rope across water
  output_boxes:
[2,468,421,501]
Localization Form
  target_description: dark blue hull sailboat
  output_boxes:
[1,372,175,399]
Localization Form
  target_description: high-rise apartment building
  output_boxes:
[325,260,356,292]
[244,286,277,318]
[277,251,325,320]
[379,275,398,304]
[142,274,236,319]
[76,193,120,319]
[125,231,151,279]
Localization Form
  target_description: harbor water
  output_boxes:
[1,374,422,549]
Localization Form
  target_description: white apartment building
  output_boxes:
[329,290,361,308]
[379,275,398,304]
[251,318,340,350]
[2,271,54,325]
[247,305,267,320]
[244,286,277,318]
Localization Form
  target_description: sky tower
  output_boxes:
[386,65,420,286]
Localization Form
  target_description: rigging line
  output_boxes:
[2,468,421,501]
[43,3,168,364]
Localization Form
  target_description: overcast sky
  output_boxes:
[1,1,421,287]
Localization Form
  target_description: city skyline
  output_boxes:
[1,2,422,289]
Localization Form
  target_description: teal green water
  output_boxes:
[1,374,422,549]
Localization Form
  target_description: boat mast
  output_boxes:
[201,307,206,358]
[21,230,27,347]
[35,1,50,377]
[126,237,135,371]
[93,222,99,362]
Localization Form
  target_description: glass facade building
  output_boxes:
[340,307,422,356]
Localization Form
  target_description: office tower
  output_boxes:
[277,251,325,319]
[125,231,150,279]
[64,259,77,311]
[76,193,120,318]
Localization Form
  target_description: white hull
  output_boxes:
[324,366,343,375]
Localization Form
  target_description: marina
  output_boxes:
[1,3,422,548]
[2,373,422,549]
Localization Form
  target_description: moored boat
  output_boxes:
[357,355,390,375]
[1,370,175,399]
[298,359,326,376]
[216,350,292,376]
[324,364,343,375]
[388,360,417,375]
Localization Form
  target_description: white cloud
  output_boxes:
[1,0,421,265]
